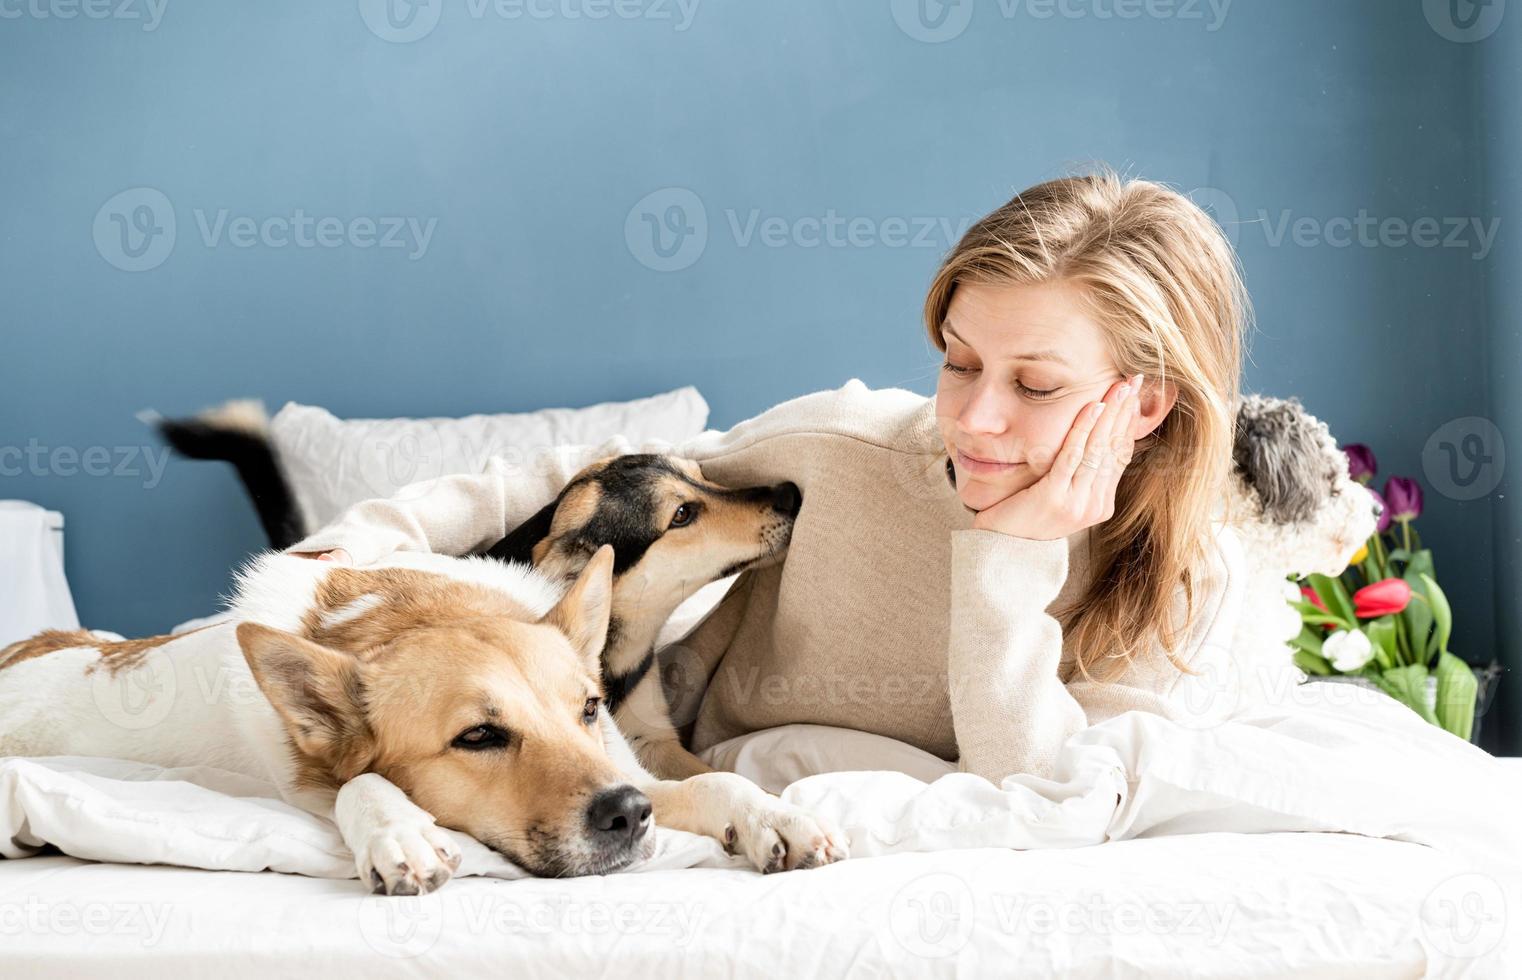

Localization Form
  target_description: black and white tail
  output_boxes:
[148,400,307,549]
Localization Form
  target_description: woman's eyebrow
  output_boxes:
[942,321,1071,366]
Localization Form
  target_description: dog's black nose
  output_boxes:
[771,481,802,518]
[586,785,652,845]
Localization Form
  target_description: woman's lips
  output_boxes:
[956,450,1020,475]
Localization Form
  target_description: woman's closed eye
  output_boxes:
[1014,381,1059,400]
[943,359,1061,400]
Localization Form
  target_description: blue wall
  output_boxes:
[1,1,1512,750]
[1479,10,1522,757]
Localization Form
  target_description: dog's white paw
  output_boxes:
[723,797,849,873]
[355,819,463,896]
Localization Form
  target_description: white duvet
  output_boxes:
[3,682,1520,977]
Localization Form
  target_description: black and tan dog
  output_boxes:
[482,453,800,779]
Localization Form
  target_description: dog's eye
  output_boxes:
[670,503,698,528]
[451,724,510,751]
[582,697,601,724]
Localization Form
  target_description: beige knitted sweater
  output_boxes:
[288,380,1246,783]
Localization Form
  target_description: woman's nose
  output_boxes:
[957,379,1010,435]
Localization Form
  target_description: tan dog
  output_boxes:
[0,545,847,893]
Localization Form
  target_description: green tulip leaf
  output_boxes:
[1407,549,1436,579]
[1294,650,1334,676]
[1291,624,1325,656]
[1366,617,1399,670]
[1307,573,1357,625]
[1418,573,1452,658]
[1401,571,1435,665]
[1377,664,1439,725]
[1434,651,1477,741]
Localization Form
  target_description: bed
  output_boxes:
[5,393,1518,978]
[3,696,1518,979]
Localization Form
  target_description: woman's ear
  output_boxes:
[1130,376,1179,441]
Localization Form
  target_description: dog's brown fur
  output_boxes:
[236,547,644,878]
[0,627,209,677]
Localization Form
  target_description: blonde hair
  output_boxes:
[924,170,1250,681]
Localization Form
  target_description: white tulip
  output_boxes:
[1324,629,1374,673]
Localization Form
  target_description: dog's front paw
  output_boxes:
[724,798,849,874]
[355,820,463,896]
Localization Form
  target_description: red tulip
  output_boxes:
[1301,586,1327,612]
[1353,578,1412,618]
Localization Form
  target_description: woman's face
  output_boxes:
[935,279,1141,513]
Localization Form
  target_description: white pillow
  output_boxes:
[267,386,709,530]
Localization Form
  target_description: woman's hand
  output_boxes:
[290,549,352,564]
[970,373,1143,540]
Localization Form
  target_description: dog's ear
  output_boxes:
[542,544,614,671]
[1232,394,1340,524]
[485,497,559,566]
[236,622,370,765]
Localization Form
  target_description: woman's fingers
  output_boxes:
[1069,378,1131,500]
[1097,380,1142,517]
[1048,398,1106,490]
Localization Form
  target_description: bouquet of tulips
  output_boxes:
[1288,445,1479,739]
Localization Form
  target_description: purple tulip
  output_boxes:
[1368,488,1391,533]
[1343,444,1377,485]
[1384,476,1423,523]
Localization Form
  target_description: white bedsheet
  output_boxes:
[0,833,1489,979]
[2,685,1519,977]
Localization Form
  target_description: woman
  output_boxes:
[290,171,1249,784]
